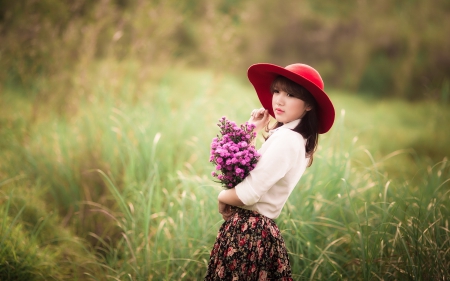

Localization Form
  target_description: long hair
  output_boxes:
[267,75,319,166]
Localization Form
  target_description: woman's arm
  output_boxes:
[217,108,268,220]
[218,189,244,206]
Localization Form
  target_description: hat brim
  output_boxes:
[247,63,335,134]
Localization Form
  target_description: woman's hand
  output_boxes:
[248,108,270,133]
[217,189,243,220]
[218,201,234,221]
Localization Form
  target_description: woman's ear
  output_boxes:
[305,105,312,112]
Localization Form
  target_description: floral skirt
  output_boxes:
[205,207,293,281]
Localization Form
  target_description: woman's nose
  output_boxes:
[275,95,284,105]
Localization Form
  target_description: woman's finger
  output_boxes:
[251,108,265,117]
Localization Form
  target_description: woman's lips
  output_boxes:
[275,108,284,114]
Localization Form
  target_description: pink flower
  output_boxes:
[262,230,268,238]
[209,117,260,189]
[230,259,237,271]
[258,246,264,259]
[277,258,286,273]
[232,215,239,226]
[247,252,255,261]
[249,217,259,228]
[225,247,237,257]
[217,265,225,278]
[259,271,268,281]
[241,263,247,272]
[270,225,279,237]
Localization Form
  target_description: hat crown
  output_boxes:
[285,64,324,90]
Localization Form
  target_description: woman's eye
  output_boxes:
[273,90,279,94]
[287,93,293,97]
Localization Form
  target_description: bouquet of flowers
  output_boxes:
[210,116,260,189]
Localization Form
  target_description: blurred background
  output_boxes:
[1,0,450,280]
[2,0,450,100]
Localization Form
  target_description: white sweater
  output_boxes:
[235,119,309,219]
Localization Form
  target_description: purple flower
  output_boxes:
[209,117,260,189]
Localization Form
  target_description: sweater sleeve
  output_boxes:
[234,129,303,205]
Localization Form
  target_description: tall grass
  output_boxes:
[1,61,449,280]
[280,118,450,279]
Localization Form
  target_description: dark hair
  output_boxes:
[267,75,319,166]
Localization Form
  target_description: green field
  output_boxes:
[1,61,449,280]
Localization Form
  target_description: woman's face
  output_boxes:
[272,88,311,124]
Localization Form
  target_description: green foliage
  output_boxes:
[279,137,450,279]
[0,187,98,280]
[0,61,449,279]
[1,0,449,101]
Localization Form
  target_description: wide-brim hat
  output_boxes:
[247,63,335,134]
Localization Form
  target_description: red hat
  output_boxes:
[247,63,335,134]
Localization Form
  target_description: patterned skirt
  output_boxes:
[205,207,293,281]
